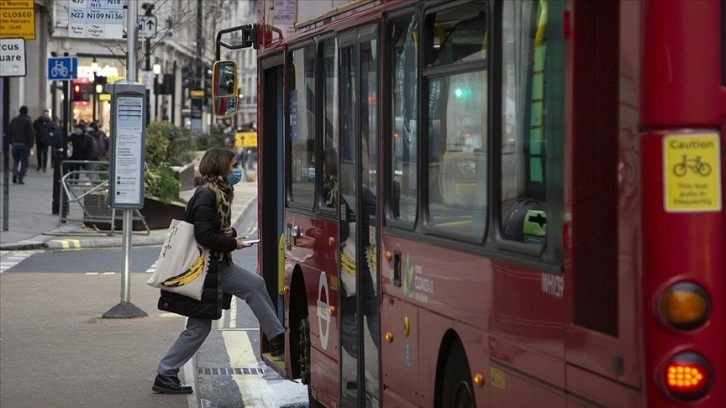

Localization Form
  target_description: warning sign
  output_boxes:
[663,133,722,212]
[235,132,257,148]
[0,6,35,40]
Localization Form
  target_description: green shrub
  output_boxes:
[144,163,180,204]
[145,121,195,166]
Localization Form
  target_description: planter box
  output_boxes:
[172,162,196,190]
[83,194,185,231]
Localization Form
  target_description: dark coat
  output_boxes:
[9,114,34,147]
[33,116,53,144]
[157,187,235,319]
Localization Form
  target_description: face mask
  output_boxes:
[228,168,242,185]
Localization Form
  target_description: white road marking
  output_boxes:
[0,250,41,273]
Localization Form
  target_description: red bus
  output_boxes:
[212,0,725,406]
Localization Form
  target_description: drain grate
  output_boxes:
[198,367,265,376]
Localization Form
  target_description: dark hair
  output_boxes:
[197,148,236,180]
[19,106,28,115]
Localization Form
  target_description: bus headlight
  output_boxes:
[659,281,710,330]
[664,352,712,401]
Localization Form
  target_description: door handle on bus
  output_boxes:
[393,250,401,287]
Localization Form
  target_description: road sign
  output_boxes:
[47,56,78,81]
[68,0,124,39]
[138,16,157,39]
[0,2,35,40]
[0,38,26,77]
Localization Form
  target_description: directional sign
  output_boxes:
[0,38,26,77]
[138,16,157,39]
[47,56,78,81]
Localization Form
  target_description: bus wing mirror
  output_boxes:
[214,96,238,118]
[212,60,238,98]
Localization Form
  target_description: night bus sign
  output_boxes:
[663,133,721,212]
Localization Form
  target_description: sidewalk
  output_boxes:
[0,167,258,250]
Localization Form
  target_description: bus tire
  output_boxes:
[299,317,324,407]
[440,340,475,408]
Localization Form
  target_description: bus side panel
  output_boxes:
[489,363,565,408]
[641,0,723,126]
[380,295,421,406]
[641,132,726,407]
[309,347,340,407]
[565,364,642,407]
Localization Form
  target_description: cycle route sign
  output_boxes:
[663,133,721,212]
[47,56,78,81]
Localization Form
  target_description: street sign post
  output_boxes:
[138,16,157,39]
[47,56,78,81]
[0,38,26,77]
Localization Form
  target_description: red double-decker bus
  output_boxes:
[212,0,725,406]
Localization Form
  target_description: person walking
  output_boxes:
[8,106,35,184]
[152,147,285,394]
[33,109,54,172]
[67,122,90,182]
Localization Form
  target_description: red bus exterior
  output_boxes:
[238,0,726,406]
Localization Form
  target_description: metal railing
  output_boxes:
[52,160,150,236]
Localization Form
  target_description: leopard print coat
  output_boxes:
[200,175,234,264]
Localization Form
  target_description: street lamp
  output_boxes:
[153,63,162,119]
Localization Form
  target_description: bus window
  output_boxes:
[321,38,339,210]
[425,3,488,239]
[499,0,564,257]
[389,14,418,226]
[289,45,316,207]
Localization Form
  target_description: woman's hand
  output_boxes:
[235,237,253,249]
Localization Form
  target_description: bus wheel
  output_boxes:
[440,341,475,408]
[299,317,311,384]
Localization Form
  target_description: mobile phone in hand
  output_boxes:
[243,239,261,245]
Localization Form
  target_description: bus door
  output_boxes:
[338,25,382,407]
[259,55,286,361]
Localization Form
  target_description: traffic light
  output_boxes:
[72,81,92,103]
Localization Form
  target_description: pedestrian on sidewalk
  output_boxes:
[33,109,53,172]
[8,106,35,185]
[152,147,285,394]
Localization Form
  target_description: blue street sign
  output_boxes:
[47,57,78,81]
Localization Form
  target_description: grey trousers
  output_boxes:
[157,262,285,377]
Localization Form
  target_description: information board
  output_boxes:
[109,82,146,208]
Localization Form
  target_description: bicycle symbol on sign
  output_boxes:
[51,60,69,78]
[672,155,712,177]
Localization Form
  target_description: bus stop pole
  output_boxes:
[102,1,147,319]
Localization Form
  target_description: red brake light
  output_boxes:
[664,352,712,401]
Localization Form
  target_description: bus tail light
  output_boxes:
[663,352,713,401]
[659,281,710,330]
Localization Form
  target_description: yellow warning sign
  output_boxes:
[0,7,35,40]
[663,134,721,212]
[235,132,257,148]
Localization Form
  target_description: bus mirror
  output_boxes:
[214,96,238,118]
[212,60,238,98]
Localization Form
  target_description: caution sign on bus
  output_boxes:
[663,133,721,212]
[234,131,257,148]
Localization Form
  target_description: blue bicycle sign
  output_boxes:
[47,57,78,81]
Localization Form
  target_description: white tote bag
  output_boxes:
[147,219,210,301]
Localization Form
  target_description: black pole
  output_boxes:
[171,60,176,125]
[2,77,10,230]
[145,37,151,126]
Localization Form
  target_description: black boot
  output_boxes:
[12,176,17,184]
[270,333,284,357]
[152,374,193,394]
